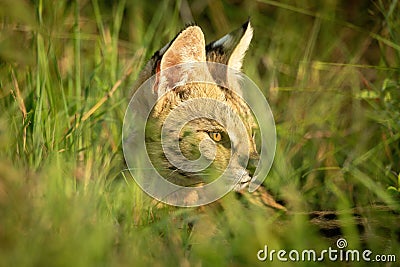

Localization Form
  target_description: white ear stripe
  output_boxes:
[211,34,231,49]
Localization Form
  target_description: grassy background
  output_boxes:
[1,0,399,266]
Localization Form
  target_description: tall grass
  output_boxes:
[0,0,399,266]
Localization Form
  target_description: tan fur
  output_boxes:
[161,26,206,70]
[138,22,284,209]
[146,80,256,187]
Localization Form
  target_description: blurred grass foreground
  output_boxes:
[0,0,399,266]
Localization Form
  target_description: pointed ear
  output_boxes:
[151,26,211,96]
[206,21,253,71]
[160,26,206,70]
[134,26,206,95]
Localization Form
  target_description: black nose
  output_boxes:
[246,157,259,177]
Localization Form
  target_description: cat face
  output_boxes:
[139,21,259,192]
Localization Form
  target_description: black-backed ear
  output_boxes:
[206,20,253,71]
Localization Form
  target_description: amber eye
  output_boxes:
[209,132,222,142]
